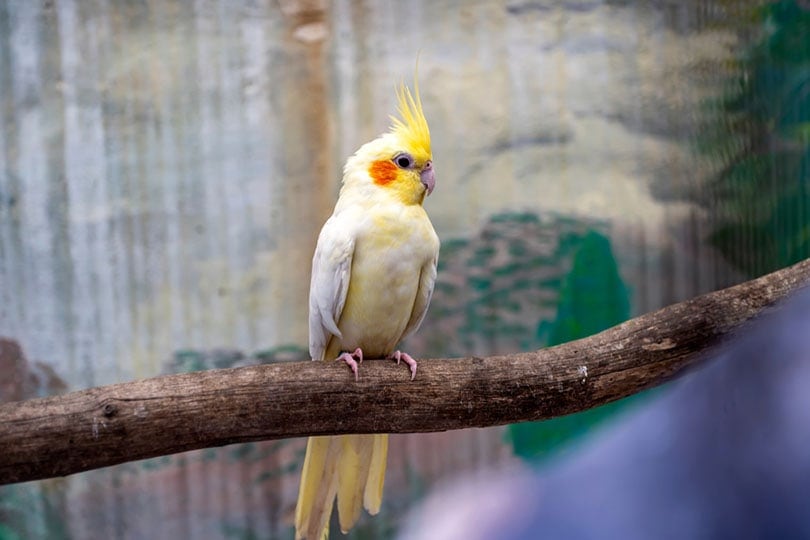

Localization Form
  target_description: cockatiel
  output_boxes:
[294,78,439,539]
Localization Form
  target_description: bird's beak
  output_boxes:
[421,160,435,196]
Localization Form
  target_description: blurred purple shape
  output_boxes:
[401,287,810,540]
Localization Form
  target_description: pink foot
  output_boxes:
[337,348,363,381]
[388,350,417,381]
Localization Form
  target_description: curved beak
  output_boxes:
[420,160,435,196]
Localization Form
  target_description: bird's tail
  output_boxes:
[295,433,389,540]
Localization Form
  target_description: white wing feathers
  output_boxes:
[309,215,355,361]
[400,253,438,341]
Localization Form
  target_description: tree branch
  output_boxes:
[2,259,809,485]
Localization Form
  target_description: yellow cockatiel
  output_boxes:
[294,79,439,539]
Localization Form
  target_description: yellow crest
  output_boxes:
[389,73,431,157]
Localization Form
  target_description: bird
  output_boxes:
[294,76,439,540]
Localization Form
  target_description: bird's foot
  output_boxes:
[337,348,363,381]
[388,350,417,381]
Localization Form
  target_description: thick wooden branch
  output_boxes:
[2,259,809,485]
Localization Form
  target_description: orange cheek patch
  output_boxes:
[369,160,398,186]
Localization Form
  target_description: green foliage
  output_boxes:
[546,231,630,345]
[509,231,645,461]
[701,0,810,276]
[0,523,22,540]
[0,485,68,540]
[421,211,611,357]
[167,345,309,374]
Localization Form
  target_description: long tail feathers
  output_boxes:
[295,434,389,539]
[295,436,341,540]
[363,434,388,514]
[336,434,373,533]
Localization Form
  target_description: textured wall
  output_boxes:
[0,0,757,538]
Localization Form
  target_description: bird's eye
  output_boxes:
[394,153,414,169]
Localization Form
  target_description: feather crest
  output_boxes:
[388,73,431,157]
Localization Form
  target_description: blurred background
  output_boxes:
[1,0,808,538]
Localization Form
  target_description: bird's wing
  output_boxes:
[400,250,438,341]
[308,214,355,361]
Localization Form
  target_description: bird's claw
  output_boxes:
[388,350,417,381]
[337,348,363,381]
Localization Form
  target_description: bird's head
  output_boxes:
[341,79,434,206]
